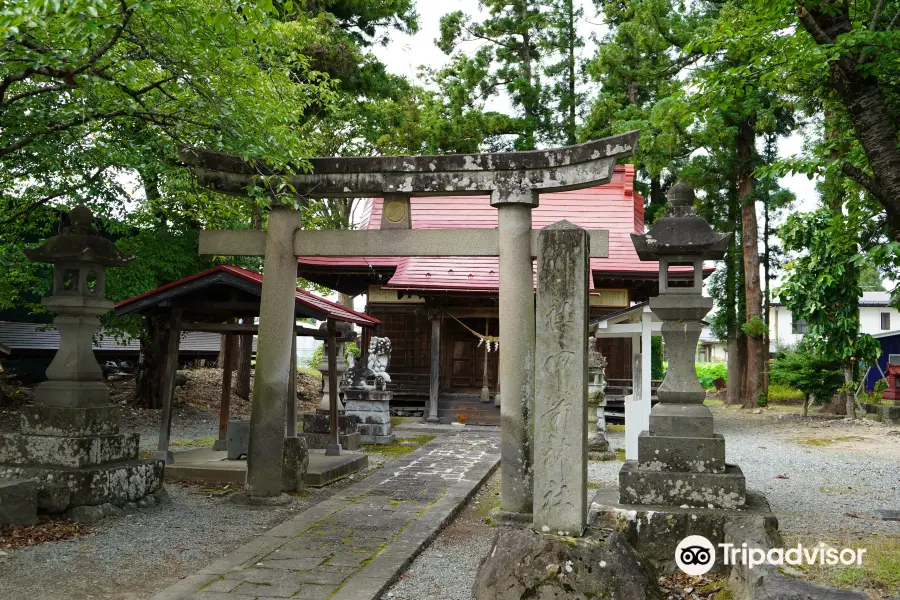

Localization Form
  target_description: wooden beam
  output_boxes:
[218,332,236,444]
[427,313,441,422]
[326,319,340,453]
[198,229,610,258]
[153,308,182,464]
[180,322,356,339]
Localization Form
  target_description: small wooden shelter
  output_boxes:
[116,265,379,462]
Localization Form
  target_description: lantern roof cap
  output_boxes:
[630,181,732,261]
[24,205,133,267]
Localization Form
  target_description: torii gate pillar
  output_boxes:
[494,192,537,516]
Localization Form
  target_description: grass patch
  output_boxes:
[139,449,152,460]
[170,436,217,448]
[297,366,322,380]
[607,424,625,433]
[798,436,865,447]
[397,435,436,445]
[390,416,404,428]
[362,442,417,456]
[587,481,602,489]
[614,448,626,461]
[768,383,804,403]
[797,536,900,596]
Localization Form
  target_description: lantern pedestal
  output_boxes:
[0,206,163,523]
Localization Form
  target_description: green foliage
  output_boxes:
[767,384,804,403]
[770,344,844,405]
[695,362,727,390]
[740,315,768,338]
[779,210,881,366]
[651,335,665,380]
[305,340,359,370]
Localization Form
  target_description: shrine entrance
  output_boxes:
[445,317,499,393]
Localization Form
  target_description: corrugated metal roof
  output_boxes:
[297,165,694,293]
[0,321,235,354]
[116,265,379,327]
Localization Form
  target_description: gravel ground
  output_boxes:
[382,471,500,600]
[588,405,900,539]
[0,443,409,600]
[386,405,900,600]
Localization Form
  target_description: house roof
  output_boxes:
[0,321,232,354]
[297,166,697,294]
[116,265,379,327]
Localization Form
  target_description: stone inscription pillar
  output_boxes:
[533,221,589,535]
[494,191,537,517]
[246,207,302,497]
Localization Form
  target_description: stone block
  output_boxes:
[34,380,110,408]
[301,413,359,435]
[227,420,250,460]
[357,423,391,438]
[533,220,589,536]
[0,432,139,468]
[301,432,360,451]
[20,405,120,437]
[882,405,900,425]
[282,436,309,492]
[0,478,38,526]
[619,460,746,509]
[37,482,71,513]
[637,432,726,473]
[648,403,715,438]
[863,412,882,422]
[0,459,163,508]
[67,504,105,524]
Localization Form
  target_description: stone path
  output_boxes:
[150,432,499,600]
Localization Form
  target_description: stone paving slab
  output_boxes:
[149,432,499,600]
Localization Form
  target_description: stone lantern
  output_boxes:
[618,182,746,509]
[0,206,164,523]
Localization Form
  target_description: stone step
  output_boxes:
[0,432,139,468]
[0,478,38,526]
[618,460,746,510]
[0,459,163,511]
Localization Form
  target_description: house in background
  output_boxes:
[297,165,696,423]
[769,291,898,351]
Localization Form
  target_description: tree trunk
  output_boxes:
[799,5,900,239]
[737,117,764,409]
[802,393,810,417]
[566,0,577,146]
[844,359,855,419]
[135,314,168,409]
[234,330,253,400]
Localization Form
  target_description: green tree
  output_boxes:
[778,210,882,417]
[770,342,844,416]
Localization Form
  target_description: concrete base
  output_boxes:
[489,508,534,524]
[0,432,139,469]
[20,405,120,437]
[161,448,368,488]
[637,431,726,473]
[212,439,227,451]
[590,487,773,574]
[862,402,900,425]
[0,459,164,510]
[301,431,360,451]
[153,450,175,464]
[360,433,395,445]
[619,460,746,509]
[226,420,250,460]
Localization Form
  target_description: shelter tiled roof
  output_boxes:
[116,265,379,327]
[297,165,688,293]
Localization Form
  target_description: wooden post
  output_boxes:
[427,312,441,422]
[153,308,182,464]
[214,330,237,451]
[286,331,297,436]
[326,318,341,455]
[481,317,491,403]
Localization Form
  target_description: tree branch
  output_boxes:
[869,0,886,30]
[841,161,887,203]
[888,9,900,31]
[0,167,109,225]
[4,82,75,105]
[796,7,834,45]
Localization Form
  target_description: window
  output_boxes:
[791,320,808,334]
[882,312,891,331]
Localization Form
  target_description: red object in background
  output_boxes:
[883,362,900,401]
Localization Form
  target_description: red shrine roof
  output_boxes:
[297,165,683,293]
[116,265,380,327]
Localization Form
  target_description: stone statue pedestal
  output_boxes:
[343,389,395,445]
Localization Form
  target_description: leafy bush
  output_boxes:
[767,384,804,403]
[770,343,843,405]
[695,361,727,389]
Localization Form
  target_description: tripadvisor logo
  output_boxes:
[675,535,716,576]
[675,535,868,575]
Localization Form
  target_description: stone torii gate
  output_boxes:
[181,131,637,515]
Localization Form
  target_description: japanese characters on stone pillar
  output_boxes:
[619,182,746,509]
[533,221,589,536]
[0,206,163,522]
